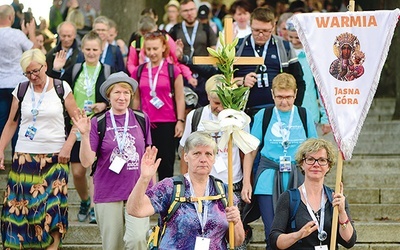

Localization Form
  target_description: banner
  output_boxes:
[292,9,400,160]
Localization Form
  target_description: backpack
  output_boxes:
[169,22,212,48]
[190,106,205,132]
[287,186,334,241]
[148,174,228,249]
[14,79,69,133]
[90,109,147,176]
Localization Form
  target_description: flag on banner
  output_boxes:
[291,9,400,160]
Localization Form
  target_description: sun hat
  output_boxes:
[99,71,138,100]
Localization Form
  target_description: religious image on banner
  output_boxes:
[291,9,400,160]
[329,32,365,82]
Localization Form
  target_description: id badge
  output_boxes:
[315,245,328,250]
[214,154,227,173]
[109,155,127,174]
[84,100,93,113]
[25,125,37,140]
[150,96,165,109]
[194,236,210,250]
[279,156,292,172]
[256,73,269,88]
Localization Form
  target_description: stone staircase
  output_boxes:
[1,98,399,249]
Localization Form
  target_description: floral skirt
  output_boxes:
[1,153,69,249]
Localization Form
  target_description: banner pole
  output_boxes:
[330,3,355,249]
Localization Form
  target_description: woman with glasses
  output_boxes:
[241,73,318,249]
[269,138,356,249]
[132,30,185,181]
[0,48,79,249]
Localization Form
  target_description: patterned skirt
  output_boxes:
[1,153,69,249]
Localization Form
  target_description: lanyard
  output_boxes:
[250,36,269,59]
[185,173,210,236]
[65,47,73,59]
[83,62,101,97]
[109,108,129,154]
[100,42,109,64]
[182,20,199,57]
[30,76,50,124]
[274,106,294,154]
[148,59,165,97]
[301,184,326,242]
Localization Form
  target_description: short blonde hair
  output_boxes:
[93,16,110,28]
[205,74,223,98]
[295,138,337,175]
[272,73,297,92]
[20,49,46,72]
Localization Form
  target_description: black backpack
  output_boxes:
[90,109,147,175]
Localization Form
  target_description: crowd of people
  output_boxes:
[0,0,358,249]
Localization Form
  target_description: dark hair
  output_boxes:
[229,0,251,15]
[141,7,157,18]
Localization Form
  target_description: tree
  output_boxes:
[100,0,146,43]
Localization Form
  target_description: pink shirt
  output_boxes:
[132,61,182,123]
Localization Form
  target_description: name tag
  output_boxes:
[194,236,210,250]
[109,155,126,174]
[279,155,292,172]
[315,245,328,250]
[25,125,37,140]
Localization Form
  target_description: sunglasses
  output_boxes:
[144,30,165,39]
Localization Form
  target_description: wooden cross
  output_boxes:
[193,17,264,66]
[193,17,263,250]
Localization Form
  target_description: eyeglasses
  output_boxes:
[144,30,165,39]
[181,7,197,13]
[303,157,330,166]
[251,28,274,36]
[23,65,43,77]
[274,95,295,101]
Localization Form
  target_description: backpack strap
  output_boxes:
[191,106,204,133]
[72,63,81,82]
[297,106,308,138]
[132,109,147,145]
[14,81,30,122]
[210,175,228,208]
[202,23,211,48]
[168,63,175,97]
[288,188,301,232]
[90,111,107,176]
[137,63,145,85]
[165,175,186,223]
[103,64,111,79]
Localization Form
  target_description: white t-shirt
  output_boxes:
[0,27,33,89]
[13,80,72,154]
[180,105,247,183]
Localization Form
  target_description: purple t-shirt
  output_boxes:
[90,109,152,203]
[132,61,181,123]
[146,176,238,250]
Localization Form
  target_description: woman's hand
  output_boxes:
[241,182,253,204]
[53,50,67,71]
[174,121,184,138]
[297,221,319,239]
[91,102,107,114]
[225,206,241,225]
[333,182,346,214]
[71,109,91,136]
[188,78,198,87]
[140,146,161,179]
[0,151,5,170]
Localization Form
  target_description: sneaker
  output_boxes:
[77,198,90,222]
[89,207,97,224]
[243,224,253,246]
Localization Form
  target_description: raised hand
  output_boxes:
[140,146,161,179]
[53,50,67,71]
[71,109,91,136]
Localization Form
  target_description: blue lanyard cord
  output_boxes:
[185,174,210,236]
[182,20,199,58]
[274,106,295,154]
[100,42,109,64]
[83,62,101,97]
[30,76,50,124]
[109,109,130,154]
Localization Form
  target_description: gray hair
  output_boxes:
[184,131,217,155]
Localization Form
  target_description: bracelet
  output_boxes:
[177,119,185,123]
[339,217,350,229]
[242,76,246,85]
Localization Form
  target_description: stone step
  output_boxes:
[248,220,400,244]
[60,245,102,250]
